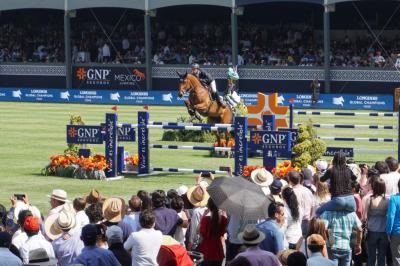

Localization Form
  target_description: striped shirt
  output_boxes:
[321,211,361,251]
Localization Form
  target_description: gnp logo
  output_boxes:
[76,67,111,85]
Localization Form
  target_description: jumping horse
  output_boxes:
[177,72,233,125]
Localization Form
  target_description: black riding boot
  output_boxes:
[213,91,226,107]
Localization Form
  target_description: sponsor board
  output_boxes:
[73,66,146,90]
[0,88,394,111]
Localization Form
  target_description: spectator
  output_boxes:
[19,216,55,264]
[287,251,307,266]
[102,43,111,62]
[26,248,58,266]
[73,197,89,229]
[73,224,121,266]
[386,179,400,266]
[198,198,228,266]
[320,209,363,266]
[85,202,103,224]
[235,224,281,266]
[102,197,132,242]
[47,210,84,266]
[85,188,103,205]
[123,196,142,233]
[317,152,357,216]
[124,210,162,266]
[256,202,285,255]
[170,196,188,246]
[268,179,284,205]
[11,210,32,250]
[288,171,314,236]
[47,189,69,216]
[306,234,335,266]
[106,226,132,266]
[363,178,388,266]
[312,174,331,212]
[296,217,329,258]
[152,191,182,236]
[187,180,209,251]
[282,187,302,250]
[382,157,400,196]
[0,231,22,266]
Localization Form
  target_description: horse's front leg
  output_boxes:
[184,100,195,117]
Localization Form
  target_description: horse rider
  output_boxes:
[191,63,226,107]
[225,67,241,108]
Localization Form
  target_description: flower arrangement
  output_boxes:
[125,154,139,171]
[42,154,108,180]
[242,165,264,177]
[271,160,299,179]
[212,138,235,158]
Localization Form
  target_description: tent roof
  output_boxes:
[0,0,392,12]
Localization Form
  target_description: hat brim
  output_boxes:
[25,258,59,266]
[44,214,63,241]
[250,169,273,187]
[186,185,209,207]
[238,230,265,245]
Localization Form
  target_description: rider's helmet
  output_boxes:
[191,63,200,75]
[227,67,239,81]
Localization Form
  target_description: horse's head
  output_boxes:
[177,71,190,98]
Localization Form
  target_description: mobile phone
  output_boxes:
[14,194,25,201]
[201,172,211,178]
[219,166,231,172]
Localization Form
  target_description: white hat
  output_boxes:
[44,210,76,240]
[106,225,123,245]
[250,168,273,187]
[176,185,188,197]
[47,189,68,202]
[316,160,328,171]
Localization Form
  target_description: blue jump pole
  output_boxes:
[234,116,248,176]
[289,103,294,129]
[263,114,277,171]
[138,112,150,175]
[398,105,400,161]
[105,113,118,177]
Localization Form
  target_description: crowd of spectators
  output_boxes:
[0,152,400,266]
[2,17,400,68]
[0,23,64,63]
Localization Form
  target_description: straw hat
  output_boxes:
[238,224,265,245]
[47,189,68,203]
[44,210,76,240]
[250,168,273,187]
[102,197,126,223]
[186,185,209,207]
[85,188,103,205]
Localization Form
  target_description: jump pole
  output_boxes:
[137,111,248,176]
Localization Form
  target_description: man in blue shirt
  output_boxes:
[73,224,121,266]
[256,202,285,254]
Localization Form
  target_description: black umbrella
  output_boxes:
[207,176,271,220]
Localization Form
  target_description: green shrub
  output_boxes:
[292,120,326,168]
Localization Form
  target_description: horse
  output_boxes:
[177,72,233,125]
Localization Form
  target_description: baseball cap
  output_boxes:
[105,225,123,244]
[23,216,40,232]
[270,179,283,192]
[81,224,98,241]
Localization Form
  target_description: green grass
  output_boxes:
[0,102,397,213]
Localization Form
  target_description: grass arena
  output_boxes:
[0,101,397,212]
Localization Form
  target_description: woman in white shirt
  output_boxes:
[282,187,302,249]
